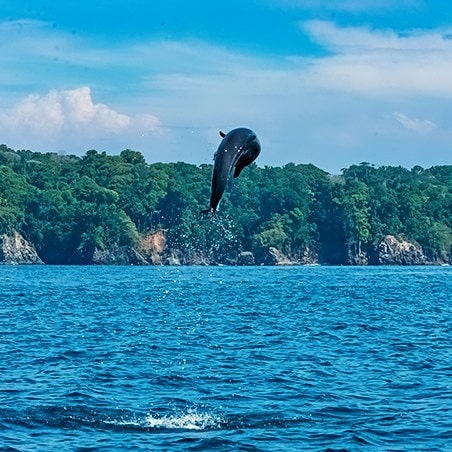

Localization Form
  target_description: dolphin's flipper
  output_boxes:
[233,135,260,178]
[233,152,256,178]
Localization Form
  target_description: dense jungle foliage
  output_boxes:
[0,143,451,264]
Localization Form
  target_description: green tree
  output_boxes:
[0,166,33,234]
[342,180,371,259]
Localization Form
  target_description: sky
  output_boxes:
[1,0,452,173]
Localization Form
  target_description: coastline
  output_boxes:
[1,230,449,266]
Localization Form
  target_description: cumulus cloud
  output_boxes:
[0,87,162,148]
[393,112,437,135]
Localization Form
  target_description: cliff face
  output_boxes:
[0,230,437,266]
[140,230,167,264]
[378,235,427,265]
[0,231,43,265]
[92,246,148,265]
[135,231,434,266]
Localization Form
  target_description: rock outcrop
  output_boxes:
[378,235,427,265]
[264,247,297,265]
[237,251,255,265]
[181,251,211,265]
[92,246,148,265]
[165,250,182,265]
[347,251,369,266]
[140,230,167,264]
[295,247,319,265]
[0,231,43,265]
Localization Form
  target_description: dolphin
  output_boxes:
[203,127,261,213]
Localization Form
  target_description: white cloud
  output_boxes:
[393,112,437,135]
[303,19,452,52]
[299,20,452,98]
[0,87,162,150]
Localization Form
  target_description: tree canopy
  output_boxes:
[0,144,450,264]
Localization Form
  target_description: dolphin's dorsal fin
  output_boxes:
[219,131,226,138]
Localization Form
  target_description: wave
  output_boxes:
[0,405,223,433]
[1,404,309,434]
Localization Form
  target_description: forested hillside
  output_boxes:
[0,144,451,265]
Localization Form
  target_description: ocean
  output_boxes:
[1,265,451,451]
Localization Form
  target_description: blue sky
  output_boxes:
[1,0,451,173]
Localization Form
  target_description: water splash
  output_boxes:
[209,214,236,242]
[145,409,222,430]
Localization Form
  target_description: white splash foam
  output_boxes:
[145,409,220,430]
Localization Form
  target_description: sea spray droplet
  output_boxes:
[145,409,222,430]
[210,214,236,242]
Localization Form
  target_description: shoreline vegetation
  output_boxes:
[0,144,451,266]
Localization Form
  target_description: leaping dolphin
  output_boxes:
[203,127,261,213]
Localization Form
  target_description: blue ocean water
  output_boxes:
[0,265,451,451]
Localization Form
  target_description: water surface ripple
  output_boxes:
[1,266,451,451]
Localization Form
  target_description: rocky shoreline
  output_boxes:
[0,232,43,265]
[1,230,450,266]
